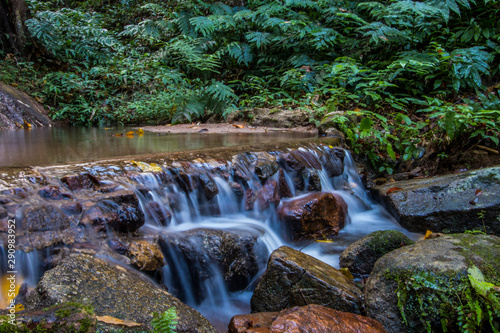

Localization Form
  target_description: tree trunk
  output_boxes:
[0,0,31,55]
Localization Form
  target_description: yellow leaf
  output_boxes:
[0,274,24,309]
[340,268,354,281]
[424,230,433,239]
[15,303,24,312]
[96,315,142,327]
[316,239,334,243]
[23,120,32,128]
[126,131,134,136]
[131,161,163,173]
[232,124,244,129]
[136,128,144,135]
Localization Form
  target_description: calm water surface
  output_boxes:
[0,127,316,167]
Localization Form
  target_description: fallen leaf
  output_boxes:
[131,161,163,173]
[475,189,483,196]
[316,239,334,243]
[340,268,353,281]
[424,230,433,239]
[387,187,403,194]
[113,133,124,137]
[232,124,244,129]
[23,120,32,128]
[136,128,144,135]
[126,131,134,136]
[96,315,142,327]
[14,303,24,312]
[469,197,479,205]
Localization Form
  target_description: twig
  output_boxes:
[476,145,499,155]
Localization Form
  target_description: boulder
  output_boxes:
[0,82,51,129]
[365,233,500,333]
[127,240,164,271]
[160,228,267,293]
[372,166,500,235]
[251,246,363,314]
[25,253,217,333]
[254,152,279,182]
[231,305,386,333]
[301,169,321,192]
[339,230,414,275]
[278,149,321,172]
[245,108,311,128]
[198,173,219,200]
[21,205,71,232]
[277,192,347,241]
[255,179,280,210]
[278,169,293,198]
[318,146,345,177]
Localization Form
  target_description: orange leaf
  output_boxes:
[424,230,433,239]
[387,187,402,194]
[232,124,244,129]
[96,315,142,327]
[126,131,134,136]
[475,189,483,196]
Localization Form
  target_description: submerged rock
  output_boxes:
[365,233,500,333]
[372,166,500,235]
[160,228,267,293]
[251,246,363,314]
[339,230,414,275]
[38,186,73,200]
[61,173,101,191]
[25,253,217,333]
[230,305,386,333]
[277,192,347,241]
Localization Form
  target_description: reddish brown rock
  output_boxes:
[38,186,73,200]
[278,192,347,241]
[255,179,280,210]
[81,200,144,233]
[61,173,100,191]
[229,305,386,333]
[279,149,322,171]
[278,169,292,198]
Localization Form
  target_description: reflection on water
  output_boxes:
[0,127,316,167]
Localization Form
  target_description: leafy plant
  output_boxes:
[151,307,178,333]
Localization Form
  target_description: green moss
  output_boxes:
[53,302,94,319]
[367,230,414,256]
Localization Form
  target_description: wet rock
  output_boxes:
[365,234,500,333]
[231,305,386,333]
[61,173,101,191]
[81,200,144,233]
[107,239,128,255]
[175,172,200,192]
[0,206,7,219]
[60,202,83,215]
[278,149,321,172]
[318,146,345,177]
[244,188,256,211]
[339,230,415,275]
[25,253,217,333]
[251,246,363,314]
[372,166,500,235]
[278,169,292,198]
[277,192,347,241]
[0,187,28,198]
[128,240,164,271]
[93,189,139,206]
[230,182,244,197]
[199,173,219,200]
[38,186,73,200]
[255,179,280,210]
[255,152,279,182]
[301,169,321,191]
[21,205,71,232]
[148,201,172,226]
[160,228,267,293]
[0,82,51,129]
[232,152,257,181]
[10,302,96,332]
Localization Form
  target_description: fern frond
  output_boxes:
[245,31,272,48]
[226,42,253,65]
[189,16,215,37]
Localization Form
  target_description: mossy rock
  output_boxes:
[339,230,415,275]
[365,233,500,333]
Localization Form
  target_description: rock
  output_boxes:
[127,240,164,271]
[160,228,267,294]
[278,149,321,172]
[21,205,71,232]
[365,233,500,333]
[60,202,83,215]
[25,253,217,333]
[318,146,345,177]
[0,82,51,129]
[232,152,257,181]
[81,200,144,233]
[278,169,293,198]
[107,239,128,255]
[175,172,200,192]
[277,192,347,241]
[251,246,363,314]
[255,153,279,182]
[255,179,280,210]
[372,166,500,235]
[8,302,97,332]
[38,185,73,200]
[198,173,219,200]
[246,108,311,128]
[339,230,415,275]
[228,311,279,333]
[148,201,172,226]
[301,169,321,192]
[61,173,101,191]
[270,305,386,333]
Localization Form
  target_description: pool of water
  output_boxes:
[0,127,316,167]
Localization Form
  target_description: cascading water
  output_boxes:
[0,145,419,332]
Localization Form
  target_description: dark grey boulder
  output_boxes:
[365,233,500,333]
[372,167,500,235]
[251,246,363,315]
[26,252,217,333]
[0,82,51,129]
[339,230,414,275]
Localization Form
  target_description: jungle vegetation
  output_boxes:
[0,0,499,172]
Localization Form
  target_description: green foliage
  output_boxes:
[392,266,500,332]
[151,307,178,333]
